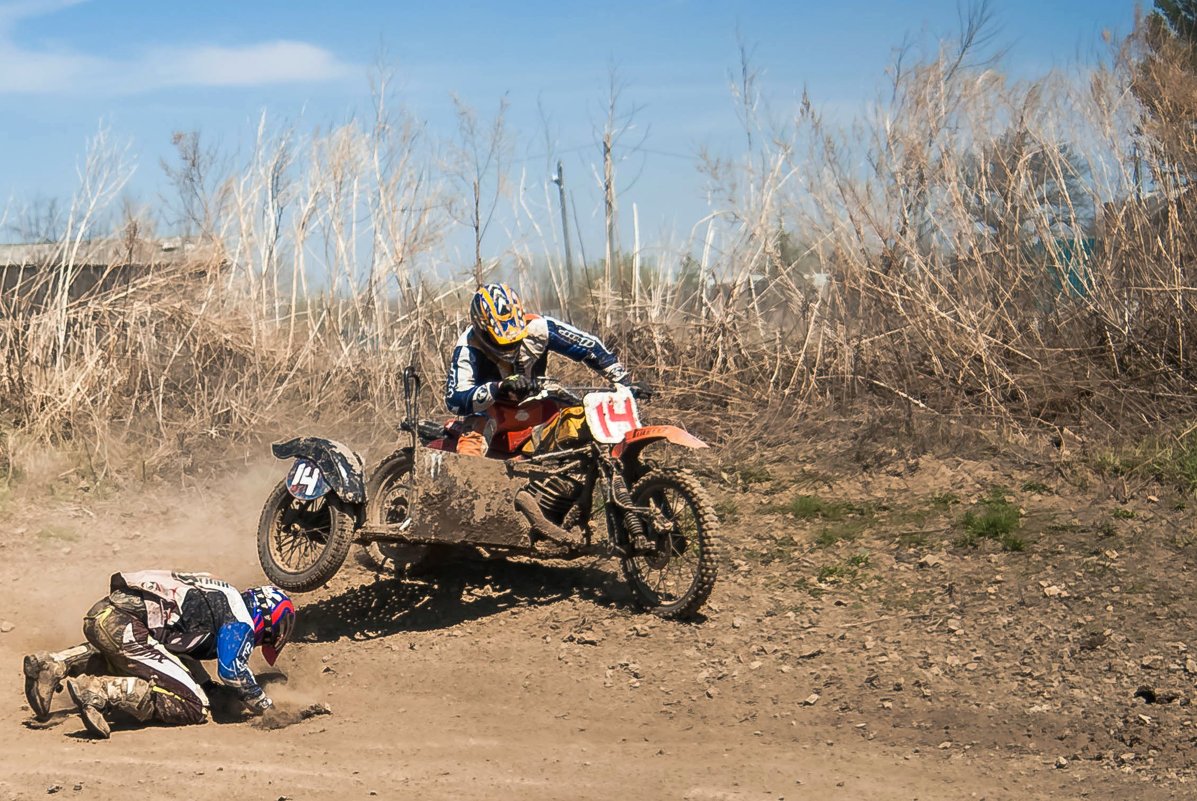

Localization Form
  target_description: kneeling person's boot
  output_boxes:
[23,644,93,721]
[66,675,153,739]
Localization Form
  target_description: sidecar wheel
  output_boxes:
[620,469,720,619]
[257,480,355,592]
[362,451,435,574]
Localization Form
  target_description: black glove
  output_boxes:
[624,381,654,400]
[496,374,534,402]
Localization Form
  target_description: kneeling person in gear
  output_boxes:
[444,282,641,456]
[23,571,295,738]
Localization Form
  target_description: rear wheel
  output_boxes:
[257,480,355,592]
[361,451,434,574]
[620,469,720,619]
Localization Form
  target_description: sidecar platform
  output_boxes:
[407,448,533,549]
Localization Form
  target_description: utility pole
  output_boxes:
[552,160,575,309]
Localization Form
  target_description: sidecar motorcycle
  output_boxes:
[257,368,719,618]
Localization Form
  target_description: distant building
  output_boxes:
[0,237,210,309]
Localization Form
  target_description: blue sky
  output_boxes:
[0,0,1138,255]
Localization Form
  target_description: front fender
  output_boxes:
[612,425,708,461]
[271,437,366,504]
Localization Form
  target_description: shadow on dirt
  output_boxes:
[297,556,632,643]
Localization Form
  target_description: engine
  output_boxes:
[525,474,583,525]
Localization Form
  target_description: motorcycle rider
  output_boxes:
[444,282,642,456]
[22,570,295,738]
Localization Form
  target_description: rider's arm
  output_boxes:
[215,620,270,709]
[541,317,630,384]
[444,337,499,414]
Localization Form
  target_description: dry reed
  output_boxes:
[3,20,1197,478]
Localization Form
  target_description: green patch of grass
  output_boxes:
[814,529,839,547]
[766,494,873,523]
[955,487,1023,551]
[713,498,740,524]
[1020,480,1050,494]
[782,494,828,519]
[1094,451,1134,478]
[1095,520,1118,538]
[1000,533,1026,552]
[816,564,849,582]
[736,465,773,485]
[814,520,870,548]
[814,553,873,586]
[793,577,825,598]
[1111,507,1135,520]
[929,492,960,510]
[1093,430,1197,495]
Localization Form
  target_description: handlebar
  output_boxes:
[523,378,653,405]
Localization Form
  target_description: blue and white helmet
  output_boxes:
[241,586,296,666]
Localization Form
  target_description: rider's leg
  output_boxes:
[75,599,209,736]
[520,406,587,454]
[23,643,97,720]
[455,413,497,456]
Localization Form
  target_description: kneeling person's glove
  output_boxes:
[496,374,534,402]
[246,693,274,715]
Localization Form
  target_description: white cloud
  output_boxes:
[148,41,353,89]
[0,1,355,94]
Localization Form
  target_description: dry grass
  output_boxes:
[4,16,1197,479]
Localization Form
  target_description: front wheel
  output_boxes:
[257,480,355,592]
[620,469,720,619]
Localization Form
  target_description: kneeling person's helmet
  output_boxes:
[470,283,529,361]
[242,586,296,666]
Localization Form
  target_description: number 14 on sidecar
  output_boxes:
[257,369,720,619]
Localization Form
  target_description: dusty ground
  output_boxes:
[1,430,1196,800]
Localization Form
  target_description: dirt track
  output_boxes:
[1,444,1194,800]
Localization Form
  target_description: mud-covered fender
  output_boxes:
[612,424,708,462]
[271,437,366,504]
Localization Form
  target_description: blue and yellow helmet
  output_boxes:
[469,283,529,359]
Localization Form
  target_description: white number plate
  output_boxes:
[583,387,641,444]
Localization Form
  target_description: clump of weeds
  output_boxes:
[766,494,872,522]
[955,487,1024,552]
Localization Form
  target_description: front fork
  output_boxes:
[603,458,659,557]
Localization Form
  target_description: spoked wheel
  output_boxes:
[362,451,435,574]
[621,469,720,619]
[257,480,354,592]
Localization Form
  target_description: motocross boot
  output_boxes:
[65,675,153,739]
[23,644,95,721]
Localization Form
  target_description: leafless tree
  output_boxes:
[446,95,512,284]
